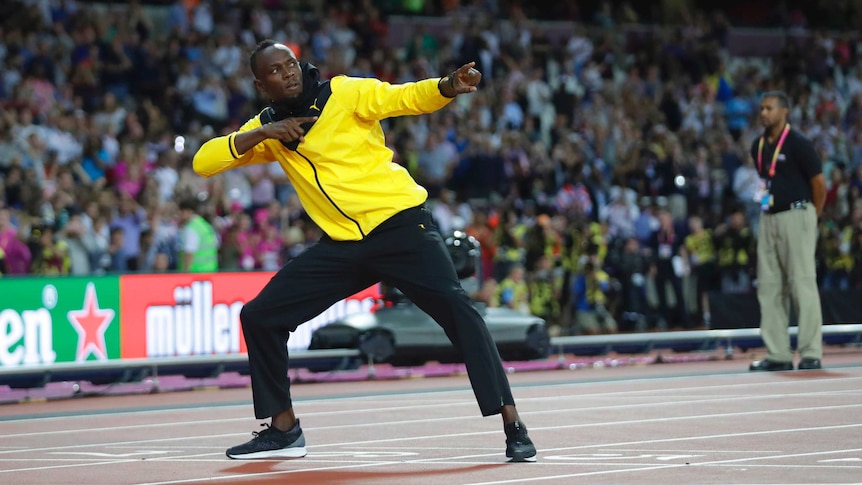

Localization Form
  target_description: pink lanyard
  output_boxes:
[757,123,790,178]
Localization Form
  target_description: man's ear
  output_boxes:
[253,78,265,95]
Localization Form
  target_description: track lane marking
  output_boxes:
[4,373,861,423]
[0,405,860,467]
[3,385,860,438]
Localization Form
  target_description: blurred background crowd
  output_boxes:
[1,0,861,337]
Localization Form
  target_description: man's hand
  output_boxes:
[439,62,482,97]
[234,116,318,154]
[451,61,482,93]
[262,116,318,144]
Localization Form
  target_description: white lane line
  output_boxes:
[2,392,860,454]
[303,404,862,449]
[707,464,862,469]
[4,456,860,469]
[598,448,779,453]
[2,423,859,480]
[4,383,861,439]
[461,448,862,485]
[442,423,862,464]
[0,433,247,460]
[0,401,860,469]
[695,448,862,466]
[0,459,142,474]
[0,404,862,458]
[5,374,861,425]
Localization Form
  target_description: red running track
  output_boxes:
[1,350,861,484]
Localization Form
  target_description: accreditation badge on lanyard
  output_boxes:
[755,123,791,212]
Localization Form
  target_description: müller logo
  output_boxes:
[145,281,244,357]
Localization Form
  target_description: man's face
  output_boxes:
[179,209,193,226]
[760,96,787,130]
[253,44,303,101]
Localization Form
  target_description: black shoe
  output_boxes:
[504,421,537,462]
[226,420,307,459]
[749,359,793,372]
[797,358,822,370]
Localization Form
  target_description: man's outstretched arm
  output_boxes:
[339,62,482,121]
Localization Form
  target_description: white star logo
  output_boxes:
[67,283,115,361]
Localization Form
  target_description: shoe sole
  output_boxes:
[226,447,308,460]
[507,454,537,463]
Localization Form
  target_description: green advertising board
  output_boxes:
[0,276,120,368]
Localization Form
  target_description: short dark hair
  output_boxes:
[762,90,790,109]
[250,39,277,77]
[178,199,198,212]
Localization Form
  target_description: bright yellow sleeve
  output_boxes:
[192,114,274,178]
[331,76,454,121]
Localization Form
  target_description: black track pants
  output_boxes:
[239,206,516,419]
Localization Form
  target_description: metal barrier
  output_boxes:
[0,349,361,390]
[549,324,862,362]
[2,325,861,390]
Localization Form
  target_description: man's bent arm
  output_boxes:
[193,117,272,178]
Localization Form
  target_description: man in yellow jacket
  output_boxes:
[194,40,536,462]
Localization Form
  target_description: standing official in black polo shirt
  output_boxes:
[749,91,827,372]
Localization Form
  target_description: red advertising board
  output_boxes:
[120,272,380,359]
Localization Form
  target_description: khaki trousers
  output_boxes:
[756,205,823,362]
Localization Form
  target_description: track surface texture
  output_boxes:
[2,349,861,485]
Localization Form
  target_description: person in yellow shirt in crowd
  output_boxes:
[28,224,70,275]
[573,261,618,335]
[496,264,530,314]
[528,254,563,333]
[714,209,754,294]
[681,216,717,327]
[820,221,854,290]
[192,40,535,462]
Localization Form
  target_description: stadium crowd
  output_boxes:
[1,0,861,336]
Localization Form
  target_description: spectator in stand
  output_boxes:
[733,155,762,236]
[57,210,95,276]
[177,198,218,273]
[614,237,651,331]
[647,209,689,329]
[714,209,755,294]
[528,254,563,332]
[572,261,617,335]
[681,215,717,327]
[495,263,530,314]
[0,206,31,274]
[255,217,282,271]
[820,219,854,290]
[29,223,70,275]
[109,192,147,271]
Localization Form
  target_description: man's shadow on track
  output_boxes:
[221,462,507,484]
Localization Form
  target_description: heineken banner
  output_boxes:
[0,276,121,367]
[0,273,380,369]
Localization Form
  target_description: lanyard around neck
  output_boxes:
[757,123,790,178]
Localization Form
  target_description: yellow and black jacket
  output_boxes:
[194,68,453,241]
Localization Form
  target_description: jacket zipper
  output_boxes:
[294,149,366,238]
